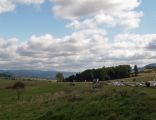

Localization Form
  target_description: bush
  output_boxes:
[13,81,25,100]
[13,81,25,89]
[145,82,150,87]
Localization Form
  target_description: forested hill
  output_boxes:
[144,63,156,69]
[0,73,12,78]
[65,65,131,82]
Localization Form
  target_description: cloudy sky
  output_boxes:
[0,0,156,72]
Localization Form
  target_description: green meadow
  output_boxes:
[0,73,156,120]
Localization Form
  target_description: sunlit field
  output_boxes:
[0,72,156,120]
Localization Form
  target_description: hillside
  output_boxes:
[144,63,156,69]
[0,72,156,120]
[0,70,75,80]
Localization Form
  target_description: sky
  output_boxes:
[0,0,156,72]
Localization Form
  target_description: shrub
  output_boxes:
[13,81,25,89]
[13,81,25,100]
[145,82,150,87]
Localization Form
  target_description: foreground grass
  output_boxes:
[0,78,156,120]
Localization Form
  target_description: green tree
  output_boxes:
[134,65,138,76]
[99,67,109,81]
[65,65,131,82]
[56,72,64,82]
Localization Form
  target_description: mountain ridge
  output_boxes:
[0,70,75,80]
[144,63,156,69]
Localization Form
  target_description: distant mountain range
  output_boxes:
[144,63,156,69]
[0,63,155,80]
[0,70,76,80]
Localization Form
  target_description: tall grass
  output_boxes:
[0,77,156,120]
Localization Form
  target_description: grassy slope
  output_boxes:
[114,72,156,82]
[0,73,156,120]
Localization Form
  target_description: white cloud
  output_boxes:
[0,0,143,30]
[0,0,15,14]
[0,0,46,14]
[0,0,156,71]
[0,37,19,63]
[0,32,156,71]
[15,0,45,5]
[52,0,143,29]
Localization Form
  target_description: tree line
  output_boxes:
[0,73,12,79]
[64,65,132,82]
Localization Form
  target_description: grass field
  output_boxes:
[114,71,156,82]
[0,72,156,120]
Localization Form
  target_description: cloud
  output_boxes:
[0,0,143,30]
[15,0,45,5]
[0,0,15,14]
[0,37,19,65]
[0,0,45,14]
[0,32,156,71]
[16,29,108,71]
[52,0,143,29]
[110,33,156,64]
[0,0,155,71]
